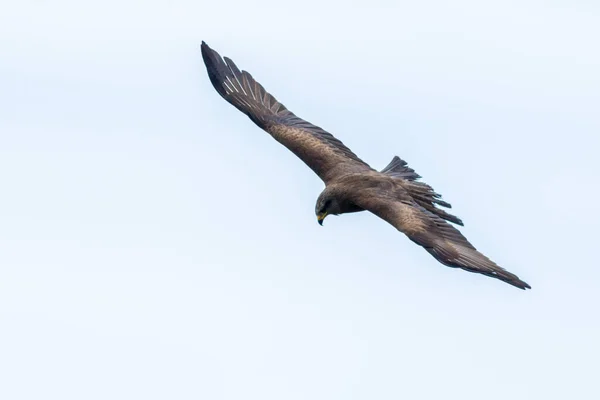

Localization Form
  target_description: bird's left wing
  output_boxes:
[201,41,371,184]
[354,194,531,290]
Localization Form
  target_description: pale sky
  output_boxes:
[1,1,599,399]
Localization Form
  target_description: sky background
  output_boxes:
[1,1,599,399]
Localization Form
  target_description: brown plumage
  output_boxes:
[201,41,531,290]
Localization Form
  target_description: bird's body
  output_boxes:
[201,41,531,290]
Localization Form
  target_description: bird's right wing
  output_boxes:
[201,41,371,184]
[355,194,531,290]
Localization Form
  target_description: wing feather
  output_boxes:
[381,156,463,226]
[356,195,531,290]
[201,41,371,183]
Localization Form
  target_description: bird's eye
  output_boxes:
[318,200,331,215]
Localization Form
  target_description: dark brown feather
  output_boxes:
[353,189,531,290]
[201,41,371,183]
[381,156,463,226]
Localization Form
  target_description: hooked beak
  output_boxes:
[317,212,328,226]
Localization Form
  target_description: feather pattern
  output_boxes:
[382,156,463,225]
[354,190,530,290]
[202,41,371,183]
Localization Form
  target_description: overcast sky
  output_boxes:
[1,1,599,399]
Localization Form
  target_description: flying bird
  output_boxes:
[201,41,530,290]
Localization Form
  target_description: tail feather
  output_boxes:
[382,156,464,226]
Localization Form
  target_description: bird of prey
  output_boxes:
[201,41,531,290]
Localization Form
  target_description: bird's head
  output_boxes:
[315,190,341,226]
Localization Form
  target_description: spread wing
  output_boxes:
[356,194,531,290]
[201,41,371,184]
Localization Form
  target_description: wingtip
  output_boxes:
[514,280,532,290]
